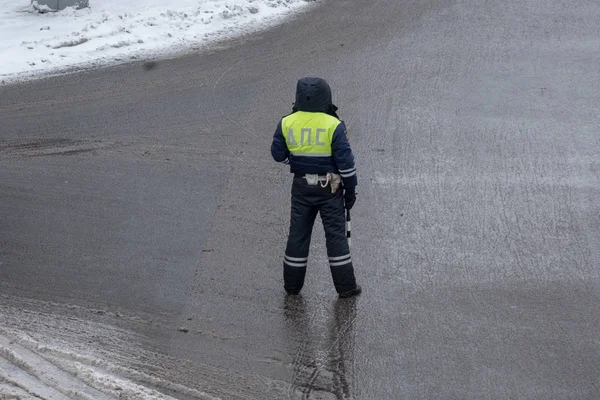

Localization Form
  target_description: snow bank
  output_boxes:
[0,0,314,84]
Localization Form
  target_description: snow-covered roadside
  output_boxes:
[0,0,314,85]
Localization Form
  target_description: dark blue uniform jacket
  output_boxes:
[270,78,358,189]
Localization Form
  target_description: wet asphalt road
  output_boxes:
[1,0,600,398]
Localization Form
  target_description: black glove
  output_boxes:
[344,187,356,210]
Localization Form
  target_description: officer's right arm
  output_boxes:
[271,120,290,164]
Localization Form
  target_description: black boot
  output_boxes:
[284,264,307,295]
[339,284,362,298]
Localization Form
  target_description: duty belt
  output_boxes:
[303,173,342,193]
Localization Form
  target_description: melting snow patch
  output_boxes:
[0,299,221,400]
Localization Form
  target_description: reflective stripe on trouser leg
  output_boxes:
[319,190,357,294]
[284,181,318,293]
[283,254,308,292]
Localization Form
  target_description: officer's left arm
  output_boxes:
[331,122,357,188]
[271,120,290,164]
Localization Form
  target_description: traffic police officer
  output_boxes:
[271,77,361,298]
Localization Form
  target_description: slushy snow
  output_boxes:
[0,295,223,399]
[0,0,314,84]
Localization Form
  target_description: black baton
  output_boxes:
[346,209,351,247]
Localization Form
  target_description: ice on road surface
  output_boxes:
[0,0,313,83]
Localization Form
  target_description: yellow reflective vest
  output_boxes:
[281,111,340,157]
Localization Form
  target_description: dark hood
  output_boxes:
[294,77,334,113]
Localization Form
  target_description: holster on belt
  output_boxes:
[328,173,342,193]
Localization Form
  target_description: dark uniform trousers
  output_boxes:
[284,176,357,294]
